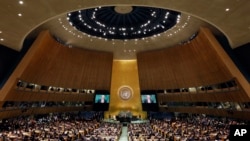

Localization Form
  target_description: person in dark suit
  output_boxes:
[143,95,154,103]
[97,95,107,103]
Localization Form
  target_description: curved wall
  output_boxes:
[138,28,233,90]
[19,31,113,90]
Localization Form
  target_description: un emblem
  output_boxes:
[118,86,133,100]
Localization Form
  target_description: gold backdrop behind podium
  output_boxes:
[105,60,146,119]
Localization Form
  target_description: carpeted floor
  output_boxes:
[119,126,128,141]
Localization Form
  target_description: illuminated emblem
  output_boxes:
[118,86,133,100]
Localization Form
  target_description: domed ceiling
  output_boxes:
[67,6,180,40]
[0,0,249,60]
[41,6,204,59]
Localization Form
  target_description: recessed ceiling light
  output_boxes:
[0,38,4,41]
[19,1,24,5]
[225,8,230,12]
[18,13,22,16]
[0,31,2,33]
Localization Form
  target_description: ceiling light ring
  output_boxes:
[67,6,181,40]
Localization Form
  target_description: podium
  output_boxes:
[116,116,131,123]
[116,111,132,123]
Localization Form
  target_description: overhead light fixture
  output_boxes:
[19,1,24,5]
[66,6,181,41]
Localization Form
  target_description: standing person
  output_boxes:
[144,95,154,103]
[97,95,107,103]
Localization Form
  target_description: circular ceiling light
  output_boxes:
[67,6,181,40]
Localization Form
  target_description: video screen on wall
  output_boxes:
[141,94,157,103]
[141,90,158,111]
[94,94,110,103]
[93,90,110,111]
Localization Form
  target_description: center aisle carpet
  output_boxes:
[119,126,128,141]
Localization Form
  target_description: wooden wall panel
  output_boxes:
[20,31,113,90]
[159,107,250,120]
[5,89,94,102]
[202,28,250,98]
[1,30,111,109]
[137,28,233,90]
[157,89,249,102]
[0,107,84,119]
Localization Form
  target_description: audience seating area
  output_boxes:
[0,112,248,141]
[128,123,163,141]
[128,114,248,141]
[150,115,246,141]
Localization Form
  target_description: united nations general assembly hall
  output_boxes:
[0,1,250,141]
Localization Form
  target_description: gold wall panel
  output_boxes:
[105,60,146,119]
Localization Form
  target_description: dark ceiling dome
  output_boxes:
[67,6,181,40]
